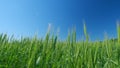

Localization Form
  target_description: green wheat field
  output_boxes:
[0,24,120,68]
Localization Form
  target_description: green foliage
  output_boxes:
[117,22,120,43]
[84,23,89,42]
[0,24,120,68]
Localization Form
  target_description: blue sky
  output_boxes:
[0,0,120,40]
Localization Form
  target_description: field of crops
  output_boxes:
[0,24,120,68]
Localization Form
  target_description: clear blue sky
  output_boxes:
[0,0,120,40]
